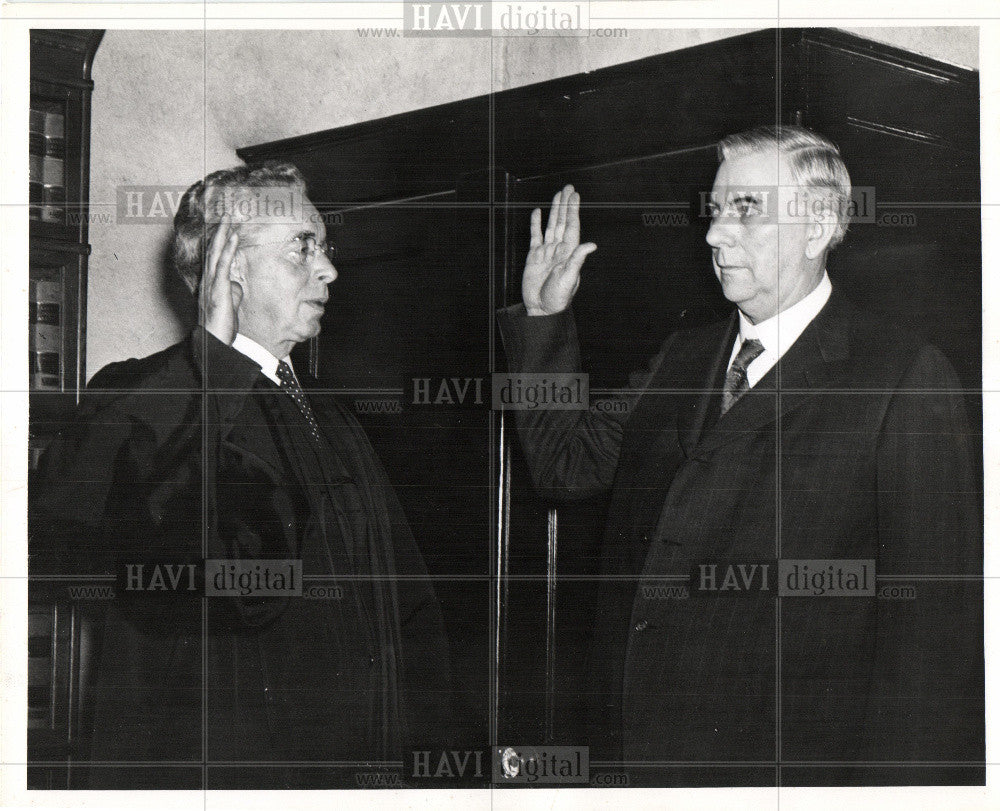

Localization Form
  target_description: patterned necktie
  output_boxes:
[720,338,765,416]
[275,360,324,445]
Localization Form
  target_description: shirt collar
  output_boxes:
[738,271,832,358]
[230,333,293,386]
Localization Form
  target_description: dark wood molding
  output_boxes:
[798,27,977,86]
[239,27,977,205]
[30,30,104,86]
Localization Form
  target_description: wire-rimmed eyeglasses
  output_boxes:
[239,233,336,266]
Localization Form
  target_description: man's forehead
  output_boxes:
[713,149,794,189]
[232,194,325,239]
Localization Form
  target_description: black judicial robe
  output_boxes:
[30,326,451,788]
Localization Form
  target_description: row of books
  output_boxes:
[30,277,62,391]
[29,107,66,224]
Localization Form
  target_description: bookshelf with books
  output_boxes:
[27,31,104,789]
[28,30,103,471]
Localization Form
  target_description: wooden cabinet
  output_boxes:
[28,30,103,453]
[28,31,101,395]
[240,28,980,755]
[28,28,104,790]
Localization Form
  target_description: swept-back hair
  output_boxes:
[718,125,852,249]
[171,162,306,294]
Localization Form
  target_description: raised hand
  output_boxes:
[522,184,597,316]
[198,214,243,346]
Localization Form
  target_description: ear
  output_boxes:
[805,215,837,260]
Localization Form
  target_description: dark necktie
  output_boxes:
[276,360,324,445]
[720,338,765,416]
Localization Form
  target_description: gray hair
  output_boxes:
[171,161,306,294]
[717,125,852,249]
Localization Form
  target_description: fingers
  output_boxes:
[204,214,230,290]
[552,185,570,243]
[552,186,573,242]
[206,216,240,293]
[540,184,577,247]
[529,208,543,249]
[564,190,581,247]
[200,215,240,329]
[543,188,562,243]
[213,228,239,298]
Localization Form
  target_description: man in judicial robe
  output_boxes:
[498,126,983,785]
[30,163,450,788]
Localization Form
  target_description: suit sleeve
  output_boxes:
[497,303,672,501]
[869,343,983,774]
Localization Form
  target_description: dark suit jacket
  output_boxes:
[30,326,451,789]
[498,289,983,786]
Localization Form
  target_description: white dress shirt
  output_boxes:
[727,271,832,388]
[231,333,296,386]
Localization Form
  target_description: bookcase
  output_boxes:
[28,30,103,460]
[27,29,104,789]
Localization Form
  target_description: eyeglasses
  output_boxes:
[239,234,336,266]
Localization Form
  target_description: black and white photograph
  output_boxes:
[2,3,994,808]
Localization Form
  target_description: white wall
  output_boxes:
[87,26,978,376]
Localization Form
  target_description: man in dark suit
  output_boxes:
[31,163,450,788]
[498,126,983,786]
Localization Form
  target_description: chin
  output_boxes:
[720,281,753,305]
[289,326,322,346]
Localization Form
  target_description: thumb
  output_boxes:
[564,242,597,275]
[230,278,244,312]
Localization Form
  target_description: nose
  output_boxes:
[705,216,735,249]
[314,254,337,284]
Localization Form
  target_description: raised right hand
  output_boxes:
[198,214,242,346]
[522,184,597,316]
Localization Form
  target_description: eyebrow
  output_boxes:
[706,193,763,215]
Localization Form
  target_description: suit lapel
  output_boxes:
[221,377,286,469]
[688,290,854,459]
[673,315,739,459]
